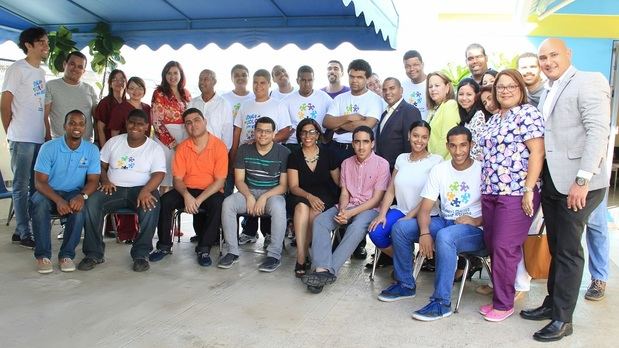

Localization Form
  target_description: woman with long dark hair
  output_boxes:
[95,69,126,147]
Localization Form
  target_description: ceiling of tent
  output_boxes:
[0,0,398,50]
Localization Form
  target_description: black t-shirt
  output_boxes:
[288,145,340,207]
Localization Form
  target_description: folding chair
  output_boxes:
[454,249,492,313]
[0,169,14,225]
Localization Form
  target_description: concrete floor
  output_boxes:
[0,198,617,348]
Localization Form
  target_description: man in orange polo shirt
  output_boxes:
[149,107,228,267]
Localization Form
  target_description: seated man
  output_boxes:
[302,126,389,293]
[218,116,290,272]
[30,110,100,274]
[149,108,228,267]
[78,109,165,272]
[380,126,484,321]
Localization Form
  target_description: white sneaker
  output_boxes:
[37,258,53,274]
[238,233,258,245]
[59,258,76,272]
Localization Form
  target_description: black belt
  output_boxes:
[333,141,352,150]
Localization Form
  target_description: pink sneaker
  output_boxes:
[479,303,493,316]
[484,308,514,322]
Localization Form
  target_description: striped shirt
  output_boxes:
[235,143,290,189]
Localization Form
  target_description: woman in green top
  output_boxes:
[426,71,459,159]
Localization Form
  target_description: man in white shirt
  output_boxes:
[45,51,97,142]
[79,109,165,272]
[401,50,428,119]
[270,65,296,100]
[188,69,233,150]
[282,65,333,150]
[1,27,49,248]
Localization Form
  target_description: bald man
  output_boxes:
[519,38,610,342]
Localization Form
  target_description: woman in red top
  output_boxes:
[151,61,191,189]
[95,69,127,147]
[109,76,151,137]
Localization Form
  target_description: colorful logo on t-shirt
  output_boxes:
[297,102,317,120]
[32,80,45,97]
[116,155,136,170]
[407,91,423,108]
[243,113,260,142]
[232,102,241,119]
[344,104,360,114]
[78,157,89,168]
[447,181,471,208]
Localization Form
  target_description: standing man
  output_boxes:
[79,109,165,272]
[281,65,333,150]
[301,126,389,293]
[376,77,421,170]
[218,117,290,272]
[1,27,49,248]
[45,51,97,142]
[30,110,100,273]
[402,50,428,119]
[321,60,350,99]
[188,69,233,150]
[270,65,296,100]
[149,108,228,267]
[520,38,610,342]
[465,43,489,85]
[517,52,545,107]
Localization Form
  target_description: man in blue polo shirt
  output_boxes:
[31,109,100,274]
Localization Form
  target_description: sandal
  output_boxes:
[295,262,307,278]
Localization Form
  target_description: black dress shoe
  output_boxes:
[533,320,573,342]
[520,305,552,321]
[352,245,367,259]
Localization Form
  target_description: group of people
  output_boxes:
[0,26,611,343]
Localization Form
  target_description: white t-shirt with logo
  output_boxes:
[221,91,254,123]
[1,59,46,143]
[100,134,167,187]
[421,160,482,220]
[326,90,384,144]
[282,89,333,144]
[234,98,291,144]
[402,78,428,120]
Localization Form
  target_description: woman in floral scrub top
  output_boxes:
[151,61,191,189]
[478,69,545,322]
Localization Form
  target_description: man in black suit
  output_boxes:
[376,77,421,170]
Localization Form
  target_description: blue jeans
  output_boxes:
[9,141,41,239]
[368,208,405,248]
[586,195,609,281]
[30,190,84,260]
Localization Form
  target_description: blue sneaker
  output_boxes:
[412,299,453,321]
[148,249,172,262]
[197,252,212,267]
[377,283,416,302]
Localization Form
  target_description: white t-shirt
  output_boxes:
[282,89,333,144]
[402,78,428,120]
[234,98,292,144]
[187,93,234,150]
[221,90,254,122]
[1,59,46,143]
[45,78,98,142]
[393,153,443,215]
[270,87,297,101]
[100,134,166,187]
[326,90,384,144]
[421,160,482,220]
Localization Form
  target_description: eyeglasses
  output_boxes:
[255,128,274,135]
[495,84,519,93]
[300,129,319,137]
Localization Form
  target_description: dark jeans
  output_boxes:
[157,189,223,253]
[83,187,160,260]
[541,165,604,322]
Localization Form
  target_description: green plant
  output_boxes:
[46,25,78,75]
[441,63,470,88]
[87,22,125,98]
[491,53,519,71]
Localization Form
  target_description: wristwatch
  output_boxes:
[81,192,89,200]
[575,176,589,187]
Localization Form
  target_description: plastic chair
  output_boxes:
[0,169,14,226]
[103,208,139,243]
[369,246,424,281]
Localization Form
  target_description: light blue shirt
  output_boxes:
[34,137,100,191]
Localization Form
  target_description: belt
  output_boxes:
[333,141,352,150]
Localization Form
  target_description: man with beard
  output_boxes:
[517,52,545,107]
[30,110,100,273]
[79,109,165,272]
[321,60,350,99]
[465,43,489,85]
